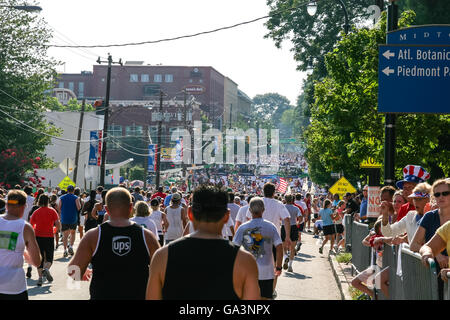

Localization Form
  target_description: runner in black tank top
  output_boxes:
[90,222,150,299]
[162,237,240,300]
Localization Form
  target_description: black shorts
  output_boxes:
[335,224,344,234]
[323,224,336,236]
[61,223,77,231]
[36,237,54,268]
[281,225,299,242]
[298,223,304,232]
[258,279,274,299]
[0,291,28,300]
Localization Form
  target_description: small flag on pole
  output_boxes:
[278,177,288,193]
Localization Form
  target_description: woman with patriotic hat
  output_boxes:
[380,182,431,243]
[396,165,431,222]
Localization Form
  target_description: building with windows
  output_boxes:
[54,62,254,175]
[54,62,251,129]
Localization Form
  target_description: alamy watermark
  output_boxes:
[168,121,280,174]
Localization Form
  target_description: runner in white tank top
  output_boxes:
[0,190,41,299]
[164,193,187,244]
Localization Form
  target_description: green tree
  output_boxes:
[0,1,60,168]
[45,97,95,112]
[303,11,450,186]
[398,0,450,24]
[265,0,373,73]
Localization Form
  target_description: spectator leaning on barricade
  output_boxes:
[410,178,450,299]
[380,182,432,244]
[420,219,450,283]
[396,165,431,222]
[350,219,392,299]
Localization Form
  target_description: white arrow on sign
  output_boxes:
[383,50,395,60]
[382,67,395,76]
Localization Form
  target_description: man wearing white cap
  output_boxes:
[396,165,430,222]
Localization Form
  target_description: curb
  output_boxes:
[329,254,353,301]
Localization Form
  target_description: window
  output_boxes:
[130,74,138,82]
[58,82,64,88]
[107,125,122,150]
[125,124,144,137]
[149,126,159,144]
[144,85,160,96]
[165,74,173,83]
[141,74,149,82]
[78,82,84,98]
[68,82,74,92]
[154,74,162,82]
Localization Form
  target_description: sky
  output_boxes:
[39,0,307,105]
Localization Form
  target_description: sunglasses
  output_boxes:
[434,191,450,198]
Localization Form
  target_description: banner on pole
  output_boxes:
[89,130,102,166]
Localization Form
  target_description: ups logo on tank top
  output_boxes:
[112,236,131,256]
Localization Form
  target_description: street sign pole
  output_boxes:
[384,1,398,187]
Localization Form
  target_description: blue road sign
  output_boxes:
[378,45,450,113]
[387,25,450,46]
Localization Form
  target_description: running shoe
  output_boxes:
[313,235,319,239]
[63,250,68,258]
[43,268,53,282]
[68,246,74,256]
[283,257,289,270]
[319,247,323,254]
[295,242,302,251]
[26,266,32,278]
[288,265,293,272]
[37,277,43,287]
[272,290,277,299]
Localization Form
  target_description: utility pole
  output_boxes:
[97,54,122,186]
[155,90,164,188]
[182,90,187,178]
[144,125,149,190]
[229,103,232,129]
[73,98,85,184]
[384,1,398,186]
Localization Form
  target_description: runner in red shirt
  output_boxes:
[29,194,61,286]
[151,186,167,201]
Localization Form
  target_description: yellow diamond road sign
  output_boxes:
[329,177,356,199]
[58,176,76,191]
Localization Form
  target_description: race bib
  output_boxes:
[0,231,19,251]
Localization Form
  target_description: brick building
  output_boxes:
[55,62,253,169]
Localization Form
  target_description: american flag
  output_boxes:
[278,178,288,193]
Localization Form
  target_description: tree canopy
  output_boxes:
[303,11,450,186]
[0,1,61,179]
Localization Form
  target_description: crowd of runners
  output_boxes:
[0,162,449,300]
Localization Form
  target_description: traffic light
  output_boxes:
[94,99,105,115]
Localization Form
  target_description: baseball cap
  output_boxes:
[172,193,181,201]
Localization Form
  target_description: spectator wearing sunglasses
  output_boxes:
[410,178,450,300]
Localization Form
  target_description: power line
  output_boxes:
[48,0,312,49]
